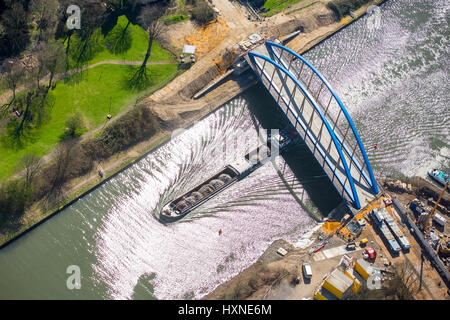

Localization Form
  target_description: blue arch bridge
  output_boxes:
[245,41,380,213]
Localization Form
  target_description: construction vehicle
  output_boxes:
[438,239,450,256]
[418,182,448,233]
[346,241,356,250]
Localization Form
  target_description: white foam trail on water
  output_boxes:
[92,99,319,299]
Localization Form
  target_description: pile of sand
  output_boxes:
[184,18,229,59]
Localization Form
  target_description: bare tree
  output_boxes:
[47,141,76,201]
[29,0,59,42]
[34,40,65,91]
[1,59,26,116]
[128,6,165,90]
[383,261,419,300]
[17,154,42,187]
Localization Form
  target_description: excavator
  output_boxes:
[417,182,449,256]
[438,238,450,256]
[417,182,448,230]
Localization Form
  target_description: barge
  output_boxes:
[159,130,295,222]
[428,169,449,186]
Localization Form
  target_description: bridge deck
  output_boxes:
[246,44,377,211]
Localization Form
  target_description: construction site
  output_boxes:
[205,177,450,300]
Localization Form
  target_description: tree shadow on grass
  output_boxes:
[62,68,87,87]
[121,65,154,92]
[0,124,40,150]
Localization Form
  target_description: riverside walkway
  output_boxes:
[246,41,379,212]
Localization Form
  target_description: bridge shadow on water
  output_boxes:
[242,83,342,218]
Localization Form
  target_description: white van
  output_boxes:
[302,263,312,279]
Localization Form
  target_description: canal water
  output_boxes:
[0,0,448,299]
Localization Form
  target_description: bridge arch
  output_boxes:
[248,51,361,209]
[264,41,379,195]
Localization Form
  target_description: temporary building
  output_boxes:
[277,247,288,256]
[314,287,337,300]
[182,44,196,55]
[433,213,447,227]
[322,269,354,299]
[354,258,374,280]
[344,269,361,293]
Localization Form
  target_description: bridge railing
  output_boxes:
[264,42,378,195]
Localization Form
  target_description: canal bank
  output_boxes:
[1,0,448,300]
[0,0,387,249]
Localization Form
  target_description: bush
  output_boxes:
[191,0,216,25]
[326,0,372,19]
[161,14,189,25]
[60,112,85,141]
[0,179,30,227]
[86,104,159,160]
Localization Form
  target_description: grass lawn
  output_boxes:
[263,0,305,16]
[67,15,174,68]
[161,14,189,25]
[0,63,178,181]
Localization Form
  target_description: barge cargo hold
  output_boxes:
[159,131,295,222]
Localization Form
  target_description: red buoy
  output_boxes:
[218,229,222,235]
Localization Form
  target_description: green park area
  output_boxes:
[0,16,178,181]
[262,0,305,16]
[67,15,174,67]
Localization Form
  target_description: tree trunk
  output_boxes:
[16,91,33,137]
[65,32,72,72]
[142,36,153,68]
[47,71,55,92]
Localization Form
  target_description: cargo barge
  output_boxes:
[159,131,295,222]
[428,169,449,186]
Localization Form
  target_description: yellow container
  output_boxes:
[314,288,337,300]
[352,279,361,293]
[354,258,373,280]
[344,270,361,293]
[360,238,368,245]
[314,292,327,300]
[322,269,353,299]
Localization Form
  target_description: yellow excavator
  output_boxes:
[438,238,450,256]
